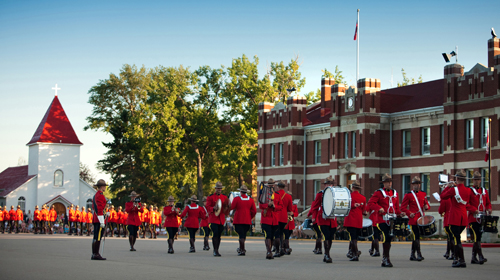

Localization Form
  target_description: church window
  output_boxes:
[18,196,26,212]
[54,170,63,187]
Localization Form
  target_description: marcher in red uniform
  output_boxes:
[40,204,49,234]
[163,196,180,254]
[344,180,367,261]
[49,205,58,234]
[274,181,292,257]
[153,206,160,238]
[440,170,475,268]
[87,208,93,236]
[283,191,298,255]
[121,211,128,237]
[307,203,322,255]
[115,206,123,237]
[310,176,338,264]
[231,185,257,256]
[107,205,117,237]
[439,196,453,260]
[126,191,144,252]
[368,173,402,268]
[75,206,82,236]
[80,206,86,236]
[468,171,492,264]
[33,205,40,234]
[180,195,204,252]
[68,204,76,235]
[368,210,381,257]
[200,196,210,251]
[206,181,230,257]
[8,205,16,234]
[259,178,281,259]
[91,179,108,260]
[15,205,23,234]
[0,206,4,234]
[140,203,149,239]
[401,176,430,261]
[148,205,156,239]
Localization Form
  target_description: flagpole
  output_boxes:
[357,9,359,84]
[488,118,491,201]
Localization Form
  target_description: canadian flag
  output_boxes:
[354,20,358,41]
[485,127,490,162]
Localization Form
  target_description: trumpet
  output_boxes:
[288,215,293,222]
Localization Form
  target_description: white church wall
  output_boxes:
[5,178,37,212]
[79,179,96,208]
[28,145,39,176]
[35,143,81,206]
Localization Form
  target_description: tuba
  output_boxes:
[258,182,274,204]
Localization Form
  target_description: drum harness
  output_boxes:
[380,189,397,236]
[410,191,425,218]
[471,186,487,224]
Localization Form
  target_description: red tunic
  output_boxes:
[343,191,366,228]
[163,206,180,227]
[33,210,40,221]
[16,209,23,222]
[9,210,16,221]
[401,191,430,226]
[440,184,474,227]
[87,212,93,224]
[68,209,76,222]
[109,210,118,223]
[438,198,451,227]
[92,190,107,223]
[75,210,81,223]
[468,187,492,224]
[206,193,229,225]
[310,191,337,228]
[285,204,299,230]
[231,194,257,225]
[181,203,204,228]
[367,188,401,225]
[0,210,3,222]
[142,208,149,223]
[40,209,49,221]
[276,190,292,224]
[307,203,319,225]
[80,210,86,223]
[125,201,143,226]
[200,206,209,227]
[259,198,281,226]
[3,210,9,221]
[117,210,124,224]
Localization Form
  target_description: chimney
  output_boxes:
[321,78,335,109]
[488,38,500,68]
[444,63,463,79]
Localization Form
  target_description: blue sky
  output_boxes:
[0,0,498,183]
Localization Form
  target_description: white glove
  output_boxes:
[98,215,105,228]
[105,212,110,218]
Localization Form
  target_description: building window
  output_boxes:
[18,197,26,212]
[315,141,322,164]
[54,170,63,187]
[345,133,349,159]
[440,125,444,153]
[279,143,284,166]
[271,144,275,167]
[421,127,430,155]
[481,117,489,148]
[402,175,411,196]
[314,180,322,194]
[465,119,474,149]
[86,199,93,211]
[352,132,356,158]
[481,169,489,191]
[464,169,473,187]
[403,130,411,157]
[421,173,430,198]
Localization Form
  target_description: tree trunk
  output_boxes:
[196,151,204,206]
[238,165,244,188]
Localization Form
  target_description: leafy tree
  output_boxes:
[397,68,423,87]
[79,163,96,186]
[322,66,346,84]
[269,55,306,103]
[304,89,321,105]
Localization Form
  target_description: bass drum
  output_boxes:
[359,218,374,239]
[417,215,437,237]
[482,215,499,233]
[393,217,410,237]
[322,186,351,218]
[302,218,315,237]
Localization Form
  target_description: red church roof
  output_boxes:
[27,96,82,145]
[0,165,36,197]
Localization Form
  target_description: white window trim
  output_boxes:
[421,127,430,155]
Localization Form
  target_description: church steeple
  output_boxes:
[27,96,83,146]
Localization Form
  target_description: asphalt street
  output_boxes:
[1,234,499,280]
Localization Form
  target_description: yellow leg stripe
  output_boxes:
[347,231,352,242]
[470,224,477,243]
[201,227,206,238]
[318,227,326,241]
[377,225,386,244]
[98,227,102,241]
[411,228,415,241]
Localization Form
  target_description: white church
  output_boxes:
[0,95,96,215]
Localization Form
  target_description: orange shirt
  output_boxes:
[87,212,93,224]
[149,211,157,225]
[40,209,49,221]
[49,210,58,222]
[75,210,82,223]
[68,209,76,222]
[33,210,40,221]
[81,210,87,223]
[0,210,3,221]
[16,209,23,221]
[142,208,150,223]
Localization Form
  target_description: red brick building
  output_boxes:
[257,36,500,222]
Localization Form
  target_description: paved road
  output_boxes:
[1,234,499,280]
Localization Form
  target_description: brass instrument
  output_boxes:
[288,215,293,222]
[214,199,222,216]
[258,182,273,204]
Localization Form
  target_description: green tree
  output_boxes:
[397,68,423,87]
[322,65,346,84]
[304,89,321,105]
[269,55,306,103]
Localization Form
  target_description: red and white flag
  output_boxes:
[485,127,490,162]
[354,20,358,40]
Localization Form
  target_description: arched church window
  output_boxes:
[54,170,63,187]
[86,199,92,212]
[18,196,26,212]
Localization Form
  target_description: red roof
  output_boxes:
[379,79,444,113]
[0,166,36,197]
[304,103,330,126]
[44,194,73,206]
[27,96,82,145]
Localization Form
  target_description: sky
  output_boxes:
[0,0,498,184]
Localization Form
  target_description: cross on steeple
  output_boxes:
[52,84,61,96]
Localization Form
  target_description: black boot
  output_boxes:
[448,241,455,260]
[213,237,221,257]
[369,240,374,256]
[347,241,353,259]
[350,240,359,261]
[416,240,424,261]
[471,243,481,264]
[315,239,323,254]
[279,236,286,256]
[381,243,393,267]
[203,236,210,250]
[452,244,466,268]
[410,241,417,261]
[129,236,136,251]
[477,243,487,263]
[238,239,246,256]
[273,239,281,258]
[91,240,106,260]
[189,238,196,253]
[444,239,451,259]
[372,239,380,257]
[265,239,274,259]
[167,239,174,254]
[323,240,332,263]
[284,239,292,255]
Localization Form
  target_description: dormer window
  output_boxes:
[54,170,63,187]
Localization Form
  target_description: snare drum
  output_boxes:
[359,218,374,239]
[393,217,410,237]
[417,215,437,237]
[482,216,499,233]
[322,186,351,218]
